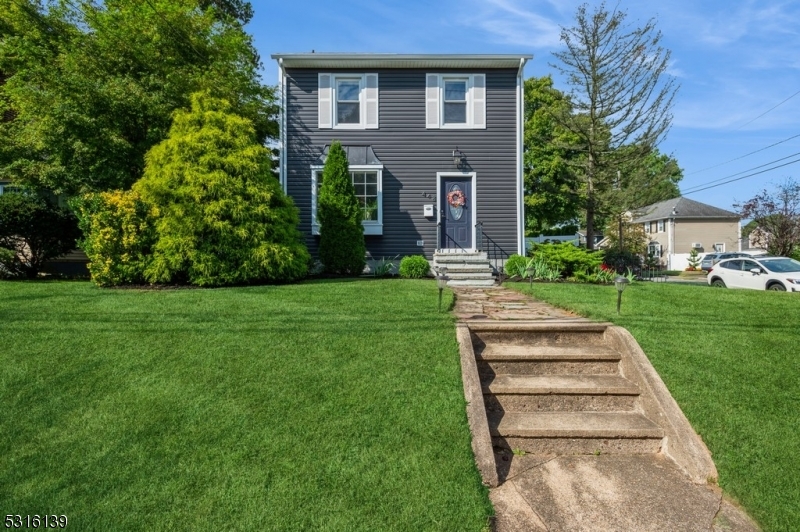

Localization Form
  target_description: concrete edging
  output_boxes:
[606,326,719,484]
[455,323,499,488]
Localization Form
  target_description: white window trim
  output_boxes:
[648,241,662,258]
[714,242,726,252]
[657,219,665,233]
[310,164,384,236]
[319,73,379,130]
[426,74,486,130]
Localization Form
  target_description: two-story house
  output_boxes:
[272,53,531,274]
[633,196,741,270]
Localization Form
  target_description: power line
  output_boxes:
[681,151,800,194]
[685,132,800,176]
[682,156,800,196]
[736,89,800,130]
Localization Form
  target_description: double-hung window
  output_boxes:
[310,166,383,235]
[657,220,665,233]
[318,73,379,129]
[648,242,662,258]
[426,74,486,129]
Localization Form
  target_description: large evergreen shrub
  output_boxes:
[0,191,81,278]
[317,141,366,275]
[132,93,309,286]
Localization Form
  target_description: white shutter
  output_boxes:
[425,74,440,129]
[471,74,486,129]
[318,73,332,129]
[365,73,379,129]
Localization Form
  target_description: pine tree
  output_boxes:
[317,141,366,275]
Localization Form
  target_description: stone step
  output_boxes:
[484,392,637,413]
[435,251,487,259]
[489,411,664,454]
[447,271,495,280]
[447,279,496,287]
[436,264,494,273]
[471,329,609,349]
[483,374,640,396]
[477,345,621,376]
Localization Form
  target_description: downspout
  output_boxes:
[668,217,674,270]
[516,57,526,256]
[278,58,287,193]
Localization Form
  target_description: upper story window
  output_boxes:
[426,74,486,129]
[657,220,665,232]
[318,73,379,130]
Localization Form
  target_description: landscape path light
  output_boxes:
[527,264,534,291]
[436,267,449,312]
[614,275,630,314]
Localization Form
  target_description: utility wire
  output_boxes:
[685,132,800,176]
[682,156,800,195]
[681,151,800,194]
[736,89,800,130]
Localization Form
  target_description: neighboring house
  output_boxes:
[272,53,531,264]
[633,197,740,270]
[747,226,771,251]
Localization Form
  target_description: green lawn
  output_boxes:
[510,281,799,532]
[0,280,492,531]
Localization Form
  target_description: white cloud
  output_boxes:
[458,0,564,48]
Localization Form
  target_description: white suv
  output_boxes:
[707,256,800,291]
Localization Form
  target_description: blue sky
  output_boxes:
[248,0,800,212]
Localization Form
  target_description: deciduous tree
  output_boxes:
[0,0,274,194]
[735,179,800,257]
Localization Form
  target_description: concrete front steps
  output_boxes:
[456,321,718,487]
[433,251,495,287]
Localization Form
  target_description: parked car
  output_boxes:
[700,252,748,271]
[707,256,800,291]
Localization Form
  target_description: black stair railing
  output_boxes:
[475,221,509,275]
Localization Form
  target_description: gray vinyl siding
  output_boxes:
[285,67,519,259]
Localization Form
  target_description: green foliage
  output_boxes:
[603,217,648,255]
[317,141,366,275]
[0,191,80,278]
[372,256,398,278]
[73,190,154,286]
[530,242,603,278]
[0,0,275,194]
[504,254,529,277]
[687,248,701,270]
[399,255,430,279]
[525,255,562,281]
[133,93,309,286]
[0,246,14,278]
[603,249,642,273]
[523,76,582,235]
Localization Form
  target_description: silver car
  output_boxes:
[700,252,748,271]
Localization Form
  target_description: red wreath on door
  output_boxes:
[447,189,466,208]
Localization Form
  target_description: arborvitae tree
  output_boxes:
[133,92,308,286]
[317,141,366,275]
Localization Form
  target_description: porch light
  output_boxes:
[452,148,466,167]
[614,276,630,314]
[436,267,449,312]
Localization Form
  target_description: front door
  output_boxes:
[440,179,472,249]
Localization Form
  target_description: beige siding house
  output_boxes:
[633,197,740,270]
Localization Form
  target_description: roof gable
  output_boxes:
[632,197,739,223]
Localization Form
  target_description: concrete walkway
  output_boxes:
[451,285,760,532]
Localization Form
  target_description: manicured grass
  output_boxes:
[0,280,492,531]
[510,281,799,532]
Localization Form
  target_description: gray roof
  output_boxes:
[272,53,532,70]
[632,197,739,223]
[314,145,383,167]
